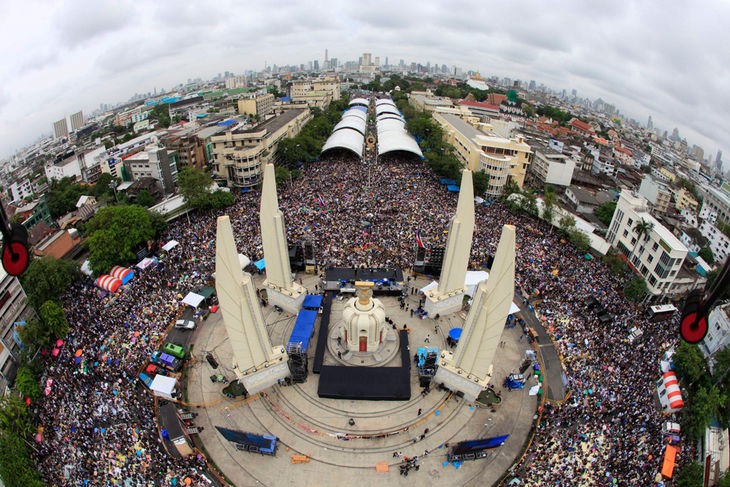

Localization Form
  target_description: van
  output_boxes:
[175,319,196,330]
[164,342,186,359]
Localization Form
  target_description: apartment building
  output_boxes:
[0,266,34,394]
[288,77,340,107]
[122,142,178,195]
[638,176,672,214]
[607,189,688,297]
[433,112,532,195]
[526,143,575,188]
[237,93,275,118]
[212,108,311,188]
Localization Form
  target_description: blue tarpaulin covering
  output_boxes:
[303,295,323,310]
[449,328,463,340]
[447,185,460,192]
[218,119,236,127]
[288,309,318,352]
[253,259,265,270]
[440,178,457,185]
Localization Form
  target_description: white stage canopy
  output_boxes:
[162,240,179,251]
[182,292,205,308]
[150,375,177,400]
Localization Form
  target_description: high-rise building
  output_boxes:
[361,52,372,66]
[647,115,653,130]
[53,118,69,139]
[69,110,84,131]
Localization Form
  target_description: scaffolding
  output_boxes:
[287,343,308,383]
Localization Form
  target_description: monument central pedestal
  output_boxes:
[264,280,307,315]
[423,287,466,317]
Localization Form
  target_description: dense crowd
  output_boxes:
[32,148,685,485]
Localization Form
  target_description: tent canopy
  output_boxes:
[254,259,266,271]
[197,287,215,300]
[182,292,205,308]
[162,240,179,251]
[239,254,251,269]
[150,374,177,399]
[303,295,323,309]
[137,256,158,270]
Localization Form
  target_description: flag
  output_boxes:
[317,193,325,208]
[416,229,425,249]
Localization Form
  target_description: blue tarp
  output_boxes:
[288,309,318,352]
[218,119,237,127]
[447,185,460,192]
[452,435,510,454]
[449,328,463,340]
[280,96,291,102]
[440,178,457,185]
[215,426,277,454]
[253,259,266,270]
[302,295,323,310]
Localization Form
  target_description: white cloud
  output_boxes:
[0,0,727,160]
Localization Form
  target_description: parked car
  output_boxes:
[175,319,196,330]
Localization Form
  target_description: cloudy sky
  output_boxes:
[0,0,727,162]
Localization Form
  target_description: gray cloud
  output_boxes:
[0,0,727,160]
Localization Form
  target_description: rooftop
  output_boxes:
[234,108,307,135]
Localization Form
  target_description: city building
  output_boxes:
[638,176,672,214]
[9,179,34,203]
[69,110,85,131]
[701,304,730,373]
[458,99,500,120]
[45,154,83,181]
[409,91,455,113]
[702,186,730,226]
[698,219,730,265]
[53,118,69,139]
[122,141,178,195]
[163,127,207,170]
[212,108,311,188]
[0,266,34,394]
[237,93,275,118]
[288,77,340,108]
[607,189,689,297]
[433,112,532,195]
[526,143,575,188]
[564,186,612,215]
[673,187,699,213]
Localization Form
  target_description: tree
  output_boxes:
[594,201,617,225]
[20,256,80,310]
[502,179,521,198]
[136,189,155,208]
[473,171,489,197]
[567,228,592,254]
[38,300,69,339]
[602,250,626,275]
[675,461,704,487]
[275,166,292,187]
[14,365,41,401]
[632,218,654,256]
[673,341,707,385]
[86,205,157,274]
[623,276,648,302]
[0,396,34,438]
[0,432,44,487]
[17,318,51,352]
[559,214,576,234]
[46,177,86,218]
[149,103,171,128]
[93,173,115,200]
[684,384,722,439]
[542,189,557,227]
[520,192,539,217]
[699,246,715,265]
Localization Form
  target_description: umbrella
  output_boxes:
[74,357,82,364]
[56,339,64,347]
[52,348,60,357]
[75,349,83,357]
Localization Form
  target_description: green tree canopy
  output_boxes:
[699,246,715,265]
[46,177,86,218]
[567,228,592,254]
[0,396,34,438]
[0,432,44,487]
[177,166,234,211]
[20,256,80,310]
[675,461,704,487]
[559,214,576,233]
[623,276,648,302]
[14,365,41,401]
[673,341,707,385]
[86,205,157,274]
[594,201,617,225]
[684,384,722,439]
[135,189,155,208]
[39,300,69,339]
[473,172,489,197]
[149,103,170,128]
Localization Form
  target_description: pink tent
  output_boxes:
[109,265,134,284]
[94,275,123,293]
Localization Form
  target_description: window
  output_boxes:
[652,242,659,251]
[623,229,629,237]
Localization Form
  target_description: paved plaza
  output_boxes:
[187,271,540,486]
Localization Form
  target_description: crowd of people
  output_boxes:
[31,142,687,484]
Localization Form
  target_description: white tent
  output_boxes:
[161,240,179,252]
[182,292,205,308]
[150,375,177,400]
[239,254,251,269]
[136,257,158,270]
[465,271,490,296]
[80,260,93,276]
[420,281,438,293]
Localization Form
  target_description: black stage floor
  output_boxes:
[323,267,405,295]
[312,291,334,375]
[317,330,411,401]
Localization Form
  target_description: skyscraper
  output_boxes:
[53,118,68,139]
[70,111,84,131]
[647,116,653,130]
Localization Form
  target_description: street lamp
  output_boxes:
[109,179,119,203]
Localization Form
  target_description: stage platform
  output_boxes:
[312,292,334,374]
[323,267,405,295]
[317,330,411,401]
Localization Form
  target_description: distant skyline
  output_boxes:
[0,0,727,162]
